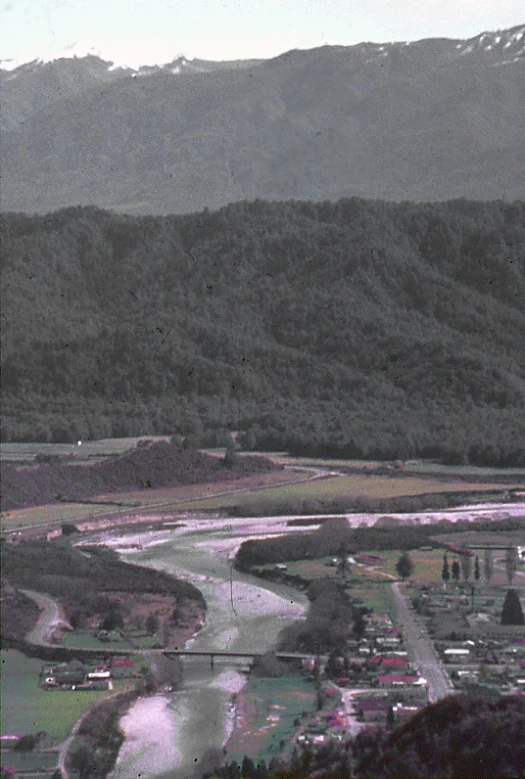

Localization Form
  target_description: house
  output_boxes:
[393,704,422,722]
[87,670,111,680]
[443,647,471,663]
[357,554,383,565]
[382,658,409,670]
[378,675,419,688]
[357,699,390,722]
[111,660,137,678]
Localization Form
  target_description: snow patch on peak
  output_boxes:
[0,58,26,72]
[107,62,133,72]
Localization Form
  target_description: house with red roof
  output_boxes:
[382,657,409,669]
[111,659,137,678]
[378,674,418,687]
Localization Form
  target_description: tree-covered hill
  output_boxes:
[1,441,277,512]
[1,198,524,465]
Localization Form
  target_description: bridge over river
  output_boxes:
[43,644,325,669]
[22,590,323,668]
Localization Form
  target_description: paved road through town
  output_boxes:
[391,582,454,702]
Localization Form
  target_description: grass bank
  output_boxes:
[0,649,127,742]
[225,676,316,765]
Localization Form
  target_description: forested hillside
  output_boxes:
[2,198,524,465]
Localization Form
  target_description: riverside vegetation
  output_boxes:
[1,539,206,648]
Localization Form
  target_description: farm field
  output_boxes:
[225,676,316,764]
[170,473,521,511]
[278,548,508,589]
[0,749,59,774]
[95,468,302,508]
[288,558,397,613]
[366,549,445,584]
[0,649,119,741]
[0,437,170,464]
[272,455,525,480]
[0,469,301,531]
[62,632,136,651]
[1,501,119,530]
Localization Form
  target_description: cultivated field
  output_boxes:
[169,473,522,511]
[0,437,169,464]
[2,443,523,533]
[0,470,302,531]
[271,455,525,480]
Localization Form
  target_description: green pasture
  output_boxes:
[0,437,170,464]
[0,650,116,741]
[102,468,302,508]
[255,557,397,614]
[171,472,520,511]
[226,676,316,763]
[368,549,445,584]
[1,469,302,532]
[1,502,119,530]
[272,456,383,469]
[63,632,135,651]
[124,629,159,649]
[349,580,395,614]
[400,461,525,479]
[0,750,59,773]
[276,455,525,480]
[434,528,525,547]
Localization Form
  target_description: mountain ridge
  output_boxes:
[2,25,524,214]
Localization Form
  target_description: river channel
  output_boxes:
[108,519,309,779]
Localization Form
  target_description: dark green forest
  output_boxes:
[2,197,524,465]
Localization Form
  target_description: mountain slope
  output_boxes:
[1,26,524,213]
[1,198,524,465]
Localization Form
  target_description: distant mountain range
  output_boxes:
[2,25,524,214]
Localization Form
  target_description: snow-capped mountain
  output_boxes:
[2,24,524,214]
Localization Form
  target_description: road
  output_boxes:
[391,582,454,702]
[339,688,369,737]
[21,588,71,646]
